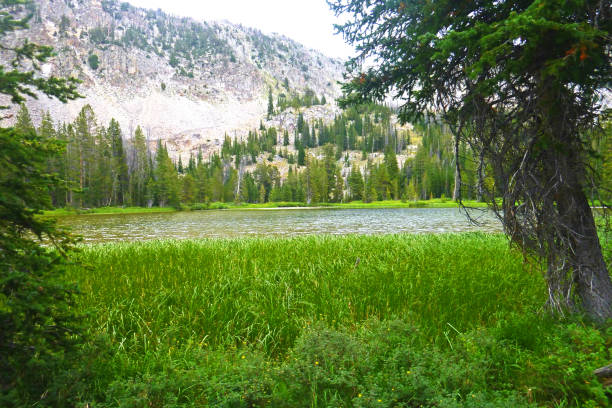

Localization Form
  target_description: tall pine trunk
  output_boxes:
[558,186,612,321]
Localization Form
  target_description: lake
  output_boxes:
[57,207,503,244]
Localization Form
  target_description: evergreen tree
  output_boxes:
[92,125,112,206]
[38,112,63,206]
[602,126,612,202]
[0,1,82,403]
[330,0,612,319]
[348,165,364,201]
[153,142,180,207]
[297,144,306,166]
[384,144,399,199]
[267,87,274,118]
[182,173,196,204]
[301,121,311,147]
[332,168,344,202]
[297,112,305,134]
[108,118,128,205]
[177,155,184,174]
[14,103,35,134]
[129,126,150,206]
[73,105,97,207]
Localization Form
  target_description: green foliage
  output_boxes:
[68,234,542,356]
[168,53,179,67]
[87,53,99,70]
[330,0,612,320]
[0,1,84,405]
[0,2,80,109]
[267,86,274,118]
[0,126,82,406]
[88,25,111,45]
[40,100,464,209]
[58,267,611,407]
[58,14,69,36]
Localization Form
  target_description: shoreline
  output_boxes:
[42,199,490,217]
[42,200,608,217]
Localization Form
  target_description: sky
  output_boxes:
[125,0,355,60]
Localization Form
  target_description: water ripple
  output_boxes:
[58,207,502,244]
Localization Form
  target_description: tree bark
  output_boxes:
[559,186,612,321]
[452,131,460,201]
[594,364,612,387]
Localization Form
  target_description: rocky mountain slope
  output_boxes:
[4,0,345,158]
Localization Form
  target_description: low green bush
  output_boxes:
[79,318,610,407]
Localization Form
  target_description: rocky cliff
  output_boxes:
[4,0,345,158]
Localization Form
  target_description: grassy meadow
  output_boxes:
[42,198,489,217]
[57,234,611,407]
[42,206,177,217]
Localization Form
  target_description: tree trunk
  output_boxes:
[559,187,612,322]
[594,364,612,387]
[452,131,460,201]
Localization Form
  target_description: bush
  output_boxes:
[88,53,99,70]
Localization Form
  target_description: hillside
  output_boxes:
[3,0,345,158]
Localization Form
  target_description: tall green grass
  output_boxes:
[69,234,544,357]
[59,234,611,407]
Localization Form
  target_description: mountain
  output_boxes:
[4,0,345,158]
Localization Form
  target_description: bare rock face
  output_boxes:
[4,0,345,158]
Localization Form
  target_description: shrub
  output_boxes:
[88,53,99,70]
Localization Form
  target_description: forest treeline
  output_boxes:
[15,103,611,209]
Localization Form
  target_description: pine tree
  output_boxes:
[182,173,196,204]
[108,118,128,205]
[14,103,35,134]
[73,105,97,207]
[602,126,612,203]
[331,0,612,319]
[297,112,305,134]
[384,144,399,199]
[267,87,274,118]
[153,142,180,207]
[332,168,344,202]
[238,174,249,204]
[297,144,306,166]
[348,165,364,201]
[195,161,209,203]
[129,126,149,206]
[177,155,184,174]
[38,112,63,206]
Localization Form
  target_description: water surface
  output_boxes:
[58,207,502,244]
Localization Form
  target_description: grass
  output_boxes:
[192,198,489,210]
[70,234,542,355]
[320,198,488,209]
[43,199,488,216]
[52,234,611,407]
[42,206,176,217]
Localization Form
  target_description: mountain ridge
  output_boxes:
[3,0,345,158]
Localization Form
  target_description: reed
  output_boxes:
[69,233,544,356]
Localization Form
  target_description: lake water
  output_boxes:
[57,207,503,244]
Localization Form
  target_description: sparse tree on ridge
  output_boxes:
[267,87,274,118]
